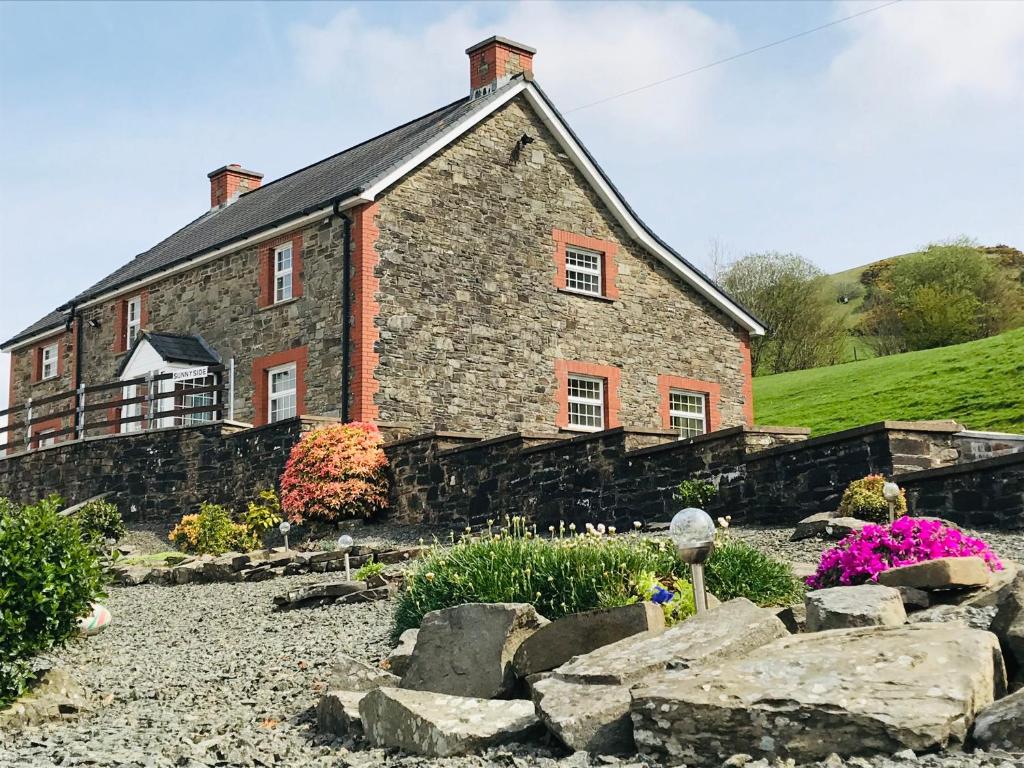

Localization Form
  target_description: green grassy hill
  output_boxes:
[753,328,1024,436]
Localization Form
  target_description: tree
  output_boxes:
[718,252,847,375]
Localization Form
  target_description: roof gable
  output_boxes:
[116,332,220,377]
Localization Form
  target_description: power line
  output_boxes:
[564,0,904,114]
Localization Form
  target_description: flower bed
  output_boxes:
[807,516,1003,589]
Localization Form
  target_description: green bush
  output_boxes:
[244,489,283,541]
[77,498,125,544]
[0,496,104,706]
[355,558,386,582]
[838,474,906,523]
[674,479,717,508]
[391,519,802,641]
[168,503,257,555]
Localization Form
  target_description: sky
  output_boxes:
[1,0,1022,409]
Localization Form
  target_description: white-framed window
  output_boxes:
[126,296,142,347]
[274,243,293,303]
[176,375,215,426]
[268,364,297,423]
[37,430,56,448]
[565,246,603,296]
[40,343,58,380]
[669,390,707,439]
[121,384,142,433]
[567,374,605,431]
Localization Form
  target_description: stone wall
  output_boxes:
[372,95,752,434]
[900,452,1024,530]
[952,431,1024,464]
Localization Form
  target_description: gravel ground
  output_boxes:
[3,523,1022,768]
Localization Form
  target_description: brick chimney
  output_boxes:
[207,164,263,209]
[466,36,536,98]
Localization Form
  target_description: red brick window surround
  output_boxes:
[252,346,308,427]
[658,375,722,436]
[32,336,64,383]
[555,359,621,431]
[258,231,304,308]
[112,290,149,353]
[552,229,619,300]
[30,416,64,449]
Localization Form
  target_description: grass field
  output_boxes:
[753,328,1024,436]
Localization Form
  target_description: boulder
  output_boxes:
[317,690,365,737]
[951,560,1018,609]
[631,623,1007,766]
[908,604,997,631]
[359,687,542,757]
[117,566,153,586]
[790,512,835,541]
[241,564,276,582]
[172,560,205,585]
[400,603,546,698]
[971,687,1024,753]
[805,584,906,632]
[775,603,806,633]
[878,557,991,590]
[272,581,368,610]
[823,517,870,538]
[532,675,633,755]
[896,586,930,611]
[387,629,418,678]
[329,653,400,691]
[513,602,665,677]
[555,598,787,686]
[991,570,1024,680]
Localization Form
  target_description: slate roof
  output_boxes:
[115,332,221,377]
[4,84,515,348]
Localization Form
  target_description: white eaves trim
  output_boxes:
[361,80,764,336]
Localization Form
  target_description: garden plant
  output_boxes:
[76,498,125,545]
[838,473,907,523]
[392,517,802,640]
[280,422,388,524]
[674,478,717,509]
[0,496,104,707]
[169,502,258,556]
[807,515,1003,589]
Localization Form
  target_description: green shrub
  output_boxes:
[838,474,906,523]
[244,489,282,541]
[76,498,125,544]
[355,559,386,581]
[0,495,104,706]
[391,519,802,641]
[674,479,717,508]
[168,503,256,555]
[704,537,805,606]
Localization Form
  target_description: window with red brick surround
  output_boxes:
[252,347,308,427]
[658,374,722,434]
[257,231,304,308]
[552,229,620,300]
[30,416,63,449]
[112,290,149,353]
[31,335,64,383]
[554,359,621,430]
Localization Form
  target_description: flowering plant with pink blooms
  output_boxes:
[280,422,388,524]
[807,516,1003,589]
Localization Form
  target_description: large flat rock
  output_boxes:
[805,584,907,631]
[359,687,542,757]
[513,602,664,677]
[971,687,1024,753]
[878,557,990,590]
[532,675,633,755]
[401,602,546,698]
[631,623,1006,766]
[554,598,787,686]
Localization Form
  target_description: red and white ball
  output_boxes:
[78,603,112,636]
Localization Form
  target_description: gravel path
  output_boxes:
[3,523,1022,768]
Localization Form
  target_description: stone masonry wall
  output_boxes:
[372,95,751,434]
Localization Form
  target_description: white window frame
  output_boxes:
[40,343,58,380]
[274,243,293,303]
[566,374,605,431]
[267,363,297,423]
[669,389,707,439]
[126,296,142,348]
[37,429,56,448]
[177,375,216,426]
[564,246,603,297]
[120,383,142,434]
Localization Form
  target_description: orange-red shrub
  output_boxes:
[280,422,388,524]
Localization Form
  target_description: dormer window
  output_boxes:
[40,343,58,380]
[126,296,141,347]
[274,243,293,303]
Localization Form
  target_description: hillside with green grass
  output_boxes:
[753,327,1024,436]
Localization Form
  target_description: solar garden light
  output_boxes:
[882,481,901,524]
[278,520,291,551]
[337,534,355,580]
[669,507,716,614]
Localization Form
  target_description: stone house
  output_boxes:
[2,36,763,450]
